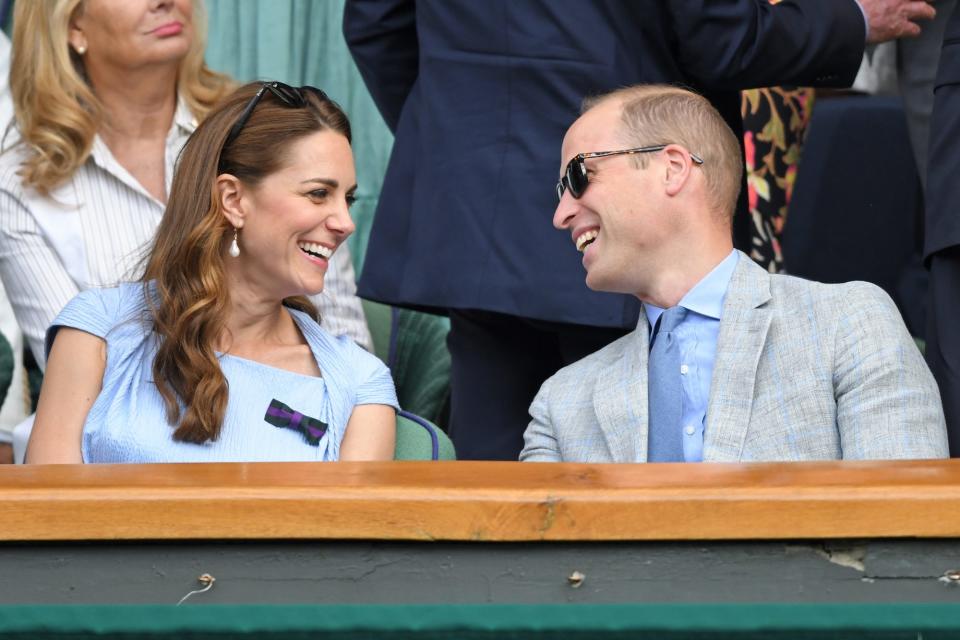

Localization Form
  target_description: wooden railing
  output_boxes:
[3,459,960,542]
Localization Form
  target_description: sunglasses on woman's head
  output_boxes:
[222,81,328,151]
[555,144,704,201]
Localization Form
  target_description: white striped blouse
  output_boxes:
[0,99,372,368]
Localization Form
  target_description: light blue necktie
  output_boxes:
[647,306,686,462]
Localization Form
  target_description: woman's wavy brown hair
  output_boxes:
[9,0,233,195]
[141,82,352,444]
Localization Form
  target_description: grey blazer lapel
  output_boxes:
[704,252,773,461]
[593,317,649,462]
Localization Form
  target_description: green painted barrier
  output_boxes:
[1,604,960,639]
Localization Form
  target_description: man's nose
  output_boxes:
[553,189,579,230]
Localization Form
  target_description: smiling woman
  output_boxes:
[24,82,398,464]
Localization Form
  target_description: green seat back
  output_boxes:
[0,331,14,409]
[394,411,455,460]
[362,300,451,428]
[362,298,393,363]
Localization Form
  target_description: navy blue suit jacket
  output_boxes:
[925,2,960,260]
[345,0,864,328]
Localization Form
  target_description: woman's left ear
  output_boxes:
[216,174,245,229]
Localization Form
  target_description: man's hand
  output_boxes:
[860,0,937,43]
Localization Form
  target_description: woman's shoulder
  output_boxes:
[288,307,397,409]
[62,282,150,317]
[0,138,29,193]
[46,283,152,354]
[289,307,386,372]
[0,135,73,213]
[291,307,363,347]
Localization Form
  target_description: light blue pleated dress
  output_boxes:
[45,283,398,463]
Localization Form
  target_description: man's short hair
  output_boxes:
[582,85,743,221]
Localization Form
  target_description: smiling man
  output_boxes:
[520,84,948,463]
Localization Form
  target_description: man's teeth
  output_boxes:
[298,242,333,259]
[575,230,599,252]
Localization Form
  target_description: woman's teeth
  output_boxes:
[576,230,598,252]
[298,242,333,259]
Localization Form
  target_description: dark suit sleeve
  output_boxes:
[668,0,865,90]
[925,2,960,257]
[923,3,960,455]
[342,0,419,132]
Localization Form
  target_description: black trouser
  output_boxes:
[446,309,630,460]
[926,246,960,456]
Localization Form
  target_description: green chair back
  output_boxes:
[363,298,393,362]
[363,300,451,428]
[394,411,455,460]
[0,331,14,410]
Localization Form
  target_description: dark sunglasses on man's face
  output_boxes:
[555,144,704,202]
[222,81,328,151]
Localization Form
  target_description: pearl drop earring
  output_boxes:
[229,228,240,257]
[76,44,87,55]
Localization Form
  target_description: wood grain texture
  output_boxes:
[2,460,960,541]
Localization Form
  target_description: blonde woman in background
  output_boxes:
[0,30,27,463]
[0,0,372,376]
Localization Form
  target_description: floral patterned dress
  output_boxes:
[741,0,815,274]
[741,87,815,273]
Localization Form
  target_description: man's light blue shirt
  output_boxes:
[644,250,739,462]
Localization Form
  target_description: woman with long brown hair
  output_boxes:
[25,82,397,463]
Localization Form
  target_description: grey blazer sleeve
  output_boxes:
[521,376,562,462]
[834,283,949,459]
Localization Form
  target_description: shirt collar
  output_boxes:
[172,94,199,134]
[87,94,197,205]
[90,94,196,168]
[645,249,739,332]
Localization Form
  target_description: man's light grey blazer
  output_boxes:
[521,252,948,462]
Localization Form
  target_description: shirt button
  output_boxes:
[685,425,695,436]
[680,364,689,375]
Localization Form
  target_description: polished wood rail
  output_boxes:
[2,460,960,542]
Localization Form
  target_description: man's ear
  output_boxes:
[662,144,695,197]
[216,174,246,229]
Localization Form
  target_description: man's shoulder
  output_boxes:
[759,272,912,367]
[543,329,639,393]
[766,271,895,315]
[727,258,911,364]
[727,254,899,323]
